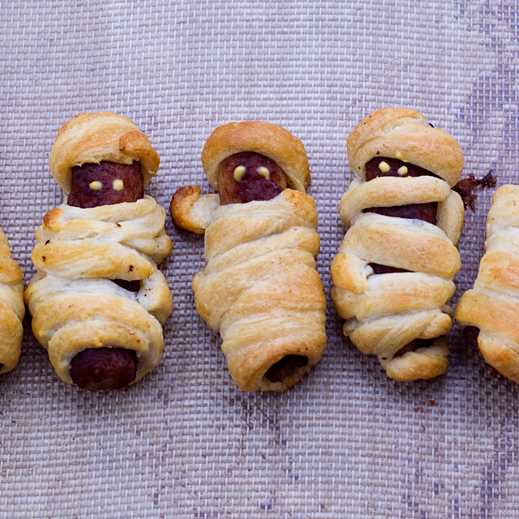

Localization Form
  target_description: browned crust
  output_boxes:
[201,121,310,193]
[49,112,160,193]
[170,185,206,234]
[347,108,464,187]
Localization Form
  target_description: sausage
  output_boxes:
[264,355,309,383]
[113,279,141,293]
[68,161,144,208]
[217,152,307,383]
[364,157,438,224]
[393,338,436,357]
[69,161,143,390]
[365,157,439,274]
[70,347,137,391]
[218,152,288,205]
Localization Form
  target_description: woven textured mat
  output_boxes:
[1,1,519,517]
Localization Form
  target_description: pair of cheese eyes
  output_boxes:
[233,165,270,182]
[89,179,125,191]
[378,161,408,176]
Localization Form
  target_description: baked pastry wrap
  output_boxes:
[331,108,464,381]
[171,121,326,392]
[25,112,173,387]
[455,184,519,384]
[0,228,25,375]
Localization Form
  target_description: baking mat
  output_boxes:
[1,0,518,517]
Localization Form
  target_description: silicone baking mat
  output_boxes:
[1,1,518,517]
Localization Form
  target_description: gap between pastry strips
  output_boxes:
[331,108,465,381]
[170,121,327,392]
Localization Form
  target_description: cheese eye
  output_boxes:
[89,181,102,190]
[233,166,246,181]
[257,167,270,179]
[378,161,390,173]
[113,179,124,191]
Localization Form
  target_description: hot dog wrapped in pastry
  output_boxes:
[0,229,24,375]
[331,108,465,381]
[25,112,173,390]
[455,184,519,384]
[170,121,327,392]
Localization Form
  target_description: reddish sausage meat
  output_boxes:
[217,151,309,382]
[68,161,144,208]
[69,160,143,391]
[218,152,287,205]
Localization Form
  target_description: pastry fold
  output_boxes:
[0,229,25,375]
[25,112,173,386]
[455,184,519,384]
[331,108,464,381]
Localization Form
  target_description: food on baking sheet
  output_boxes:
[0,228,24,375]
[331,107,465,381]
[170,121,326,392]
[455,184,519,384]
[25,112,173,391]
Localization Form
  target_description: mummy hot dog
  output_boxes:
[331,108,465,381]
[455,185,519,384]
[0,228,24,375]
[25,112,173,390]
[170,121,327,392]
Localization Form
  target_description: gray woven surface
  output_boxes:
[1,0,518,517]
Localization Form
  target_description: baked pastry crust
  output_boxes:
[201,121,310,193]
[331,108,464,381]
[0,228,25,375]
[26,113,172,386]
[49,111,160,193]
[172,122,326,392]
[455,184,519,384]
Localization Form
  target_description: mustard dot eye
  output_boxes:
[397,166,408,176]
[89,181,103,190]
[395,151,403,159]
[233,166,246,181]
[257,166,270,179]
[113,179,124,191]
[378,161,390,173]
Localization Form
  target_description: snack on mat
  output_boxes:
[171,121,327,391]
[331,107,465,381]
[456,184,519,384]
[0,228,24,375]
[25,112,173,390]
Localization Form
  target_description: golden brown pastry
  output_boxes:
[171,121,326,392]
[25,112,173,390]
[331,108,465,381]
[455,184,519,384]
[0,228,24,375]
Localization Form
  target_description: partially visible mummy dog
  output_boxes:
[0,228,24,375]
[171,121,327,392]
[25,112,173,390]
[456,185,519,384]
[331,108,465,381]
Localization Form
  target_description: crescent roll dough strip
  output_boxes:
[25,112,173,388]
[331,108,464,381]
[455,184,519,384]
[0,229,25,375]
[171,121,326,392]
